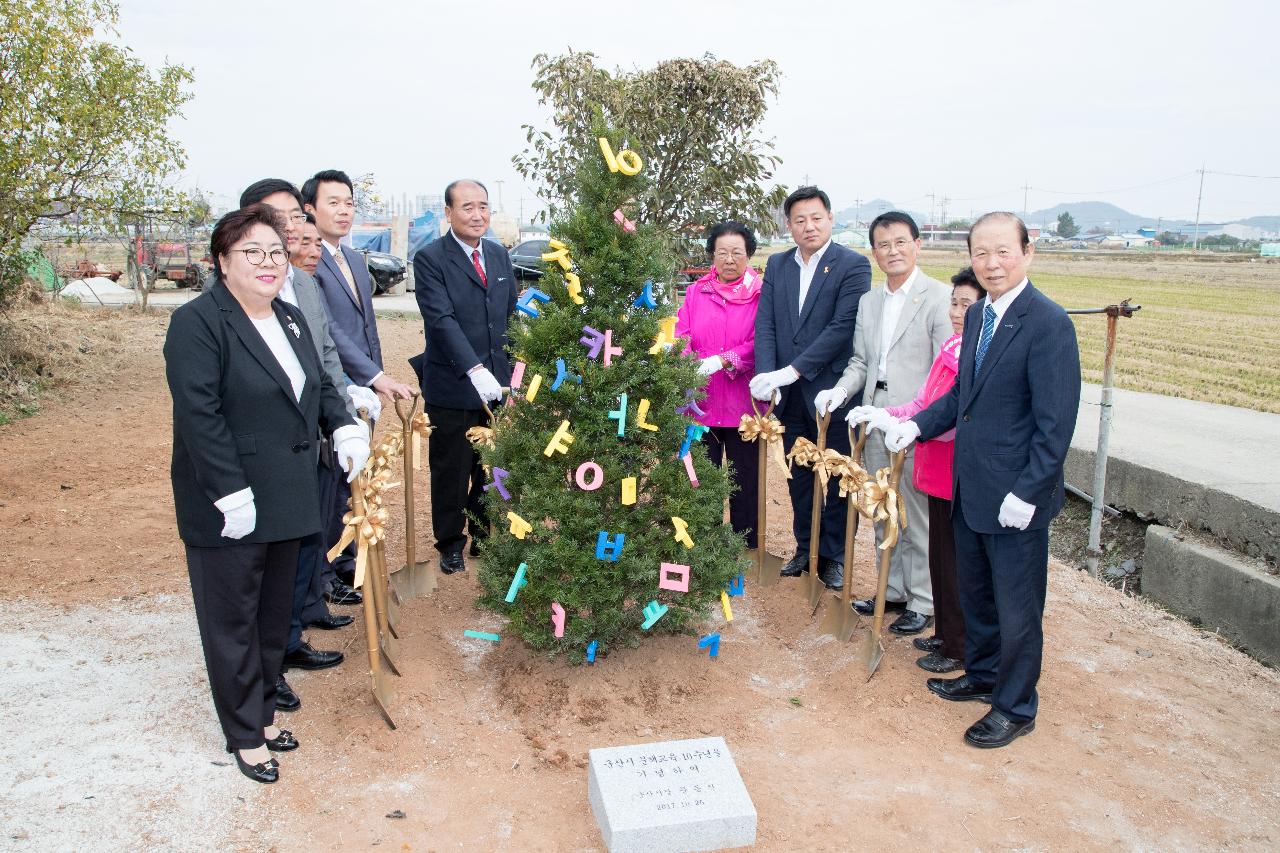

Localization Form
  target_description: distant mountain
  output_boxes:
[1237,215,1280,231]
[833,198,927,228]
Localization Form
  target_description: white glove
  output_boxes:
[998,492,1036,530]
[347,385,381,420]
[845,405,879,426]
[749,366,799,401]
[697,356,724,377]
[468,366,504,403]
[813,387,848,416]
[869,408,900,433]
[883,420,921,453]
[216,495,256,540]
[334,424,371,483]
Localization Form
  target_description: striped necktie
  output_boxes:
[974,304,998,375]
[333,248,359,301]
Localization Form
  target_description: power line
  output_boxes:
[1205,169,1280,180]
[1031,171,1198,196]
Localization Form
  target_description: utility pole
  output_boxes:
[926,192,937,242]
[853,196,862,227]
[940,195,950,233]
[1192,164,1205,251]
[1022,182,1031,217]
[495,179,506,212]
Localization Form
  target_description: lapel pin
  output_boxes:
[286,318,301,338]
[823,266,829,274]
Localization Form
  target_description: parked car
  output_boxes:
[509,239,549,281]
[362,249,407,294]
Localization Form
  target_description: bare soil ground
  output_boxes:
[2,305,1278,851]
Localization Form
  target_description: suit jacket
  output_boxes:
[292,268,356,420]
[754,241,872,417]
[834,270,952,407]
[165,281,356,547]
[913,282,1081,534]
[410,232,518,409]
[313,243,384,386]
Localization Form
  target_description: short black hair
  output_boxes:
[783,185,831,218]
[303,212,316,225]
[869,211,920,245]
[950,266,986,295]
[967,211,1031,253]
[240,178,302,210]
[301,169,354,207]
[444,179,489,207]
[705,221,757,257]
[210,204,288,276]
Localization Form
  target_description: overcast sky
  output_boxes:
[117,0,1278,223]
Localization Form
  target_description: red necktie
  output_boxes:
[471,249,488,287]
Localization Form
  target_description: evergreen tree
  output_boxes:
[1056,211,1079,238]
[476,127,745,660]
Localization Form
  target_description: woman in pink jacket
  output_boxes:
[852,268,986,673]
[675,221,762,550]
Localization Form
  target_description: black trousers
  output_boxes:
[927,495,966,661]
[778,392,850,560]
[289,463,333,652]
[425,403,488,554]
[951,486,1049,723]
[705,426,759,549]
[324,451,356,585]
[186,539,300,751]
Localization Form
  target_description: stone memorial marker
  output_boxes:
[587,735,756,852]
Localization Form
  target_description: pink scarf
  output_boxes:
[698,265,762,304]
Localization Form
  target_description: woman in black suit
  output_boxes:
[165,205,369,783]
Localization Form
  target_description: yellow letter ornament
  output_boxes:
[597,137,644,176]
[543,420,576,457]
[508,511,533,539]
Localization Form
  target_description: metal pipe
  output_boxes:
[1065,482,1120,518]
[1086,310,1121,578]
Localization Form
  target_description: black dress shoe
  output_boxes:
[306,612,354,630]
[440,550,466,574]
[913,635,943,652]
[779,553,808,577]
[275,674,301,712]
[335,566,355,587]
[888,610,932,635]
[283,642,344,671]
[817,558,844,590]
[916,651,964,673]
[964,709,1036,749]
[234,752,279,784]
[266,729,299,752]
[927,674,993,703]
[324,579,362,606]
[852,596,907,616]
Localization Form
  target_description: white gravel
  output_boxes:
[0,595,267,851]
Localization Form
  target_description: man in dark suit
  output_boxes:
[886,211,1081,749]
[411,179,518,574]
[302,169,415,600]
[750,185,872,590]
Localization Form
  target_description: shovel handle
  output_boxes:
[850,421,869,464]
[750,396,776,419]
[814,409,831,451]
[394,392,420,427]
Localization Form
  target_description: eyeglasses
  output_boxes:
[713,249,748,260]
[282,213,307,224]
[874,238,913,253]
[233,248,289,266]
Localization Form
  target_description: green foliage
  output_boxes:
[1158,231,1185,246]
[0,0,193,306]
[477,126,748,660]
[514,51,788,248]
[1056,211,1080,238]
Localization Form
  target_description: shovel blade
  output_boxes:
[747,549,784,587]
[803,574,825,615]
[370,677,397,730]
[383,590,401,638]
[819,594,859,641]
[379,633,403,676]
[857,629,886,679]
[391,564,418,601]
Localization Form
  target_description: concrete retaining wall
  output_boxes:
[1067,447,1280,565]
[1143,525,1280,667]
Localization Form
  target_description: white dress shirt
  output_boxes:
[277,264,298,307]
[453,230,486,276]
[877,266,919,381]
[794,239,832,313]
[983,277,1030,343]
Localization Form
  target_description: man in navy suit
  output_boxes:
[886,212,1081,749]
[411,180,518,575]
[302,169,415,599]
[750,186,872,590]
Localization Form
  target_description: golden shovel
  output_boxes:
[346,458,397,728]
[742,398,785,587]
[393,394,435,601]
[800,411,832,614]
[820,423,869,641]
[856,449,909,680]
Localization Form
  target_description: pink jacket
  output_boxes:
[886,333,961,499]
[675,273,759,428]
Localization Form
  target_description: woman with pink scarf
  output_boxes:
[675,221,762,550]
[850,267,986,673]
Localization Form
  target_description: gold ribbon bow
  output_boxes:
[326,436,402,588]
[465,425,495,450]
[738,412,791,480]
[837,456,870,499]
[856,466,909,551]
[786,438,847,499]
[409,412,432,470]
